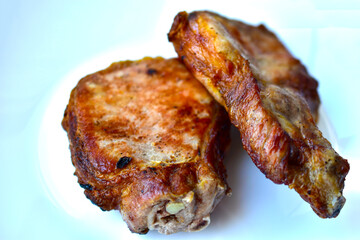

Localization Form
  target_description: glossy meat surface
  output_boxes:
[169,11,349,218]
[62,57,231,234]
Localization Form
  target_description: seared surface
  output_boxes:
[62,57,231,234]
[169,11,349,218]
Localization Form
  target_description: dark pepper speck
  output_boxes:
[146,68,157,75]
[79,183,93,190]
[117,156,132,169]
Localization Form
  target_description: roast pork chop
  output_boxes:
[168,11,349,218]
[62,57,231,234]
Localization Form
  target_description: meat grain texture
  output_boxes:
[62,57,231,234]
[168,11,349,218]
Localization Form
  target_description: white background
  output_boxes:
[1,0,360,239]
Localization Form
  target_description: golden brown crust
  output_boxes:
[170,11,320,120]
[168,11,349,218]
[62,57,231,234]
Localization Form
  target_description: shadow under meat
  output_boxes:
[208,125,251,230]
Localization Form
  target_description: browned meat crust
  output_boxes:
[62,57,231,234]
[168,11,349,218]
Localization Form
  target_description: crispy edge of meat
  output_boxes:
[168,11,349,218]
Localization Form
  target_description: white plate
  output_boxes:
[37,43,358,240]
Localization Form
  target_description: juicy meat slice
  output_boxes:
[62,57,231,234]
[168,11,349,218]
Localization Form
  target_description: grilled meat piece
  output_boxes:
[169,11,349,218]
[61,57,231,234]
